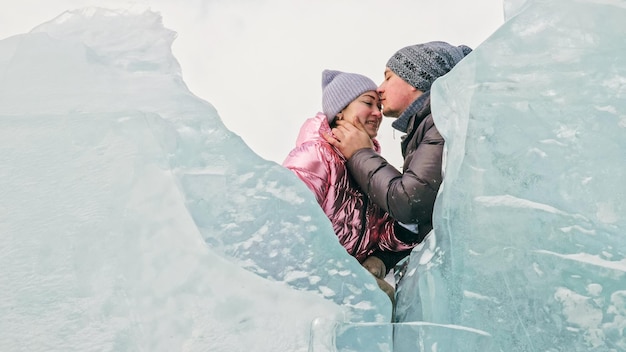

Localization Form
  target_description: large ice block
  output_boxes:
[0,8,389,352]
[395,0,626,351]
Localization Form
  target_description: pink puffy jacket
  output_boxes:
[282,113,417,262]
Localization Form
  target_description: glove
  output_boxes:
[361,256,386,279]
[375,277,395,305]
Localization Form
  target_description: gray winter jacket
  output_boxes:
[346,92,443,246]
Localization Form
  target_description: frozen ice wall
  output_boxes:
[0,8,390,352]
[395,0,626,351]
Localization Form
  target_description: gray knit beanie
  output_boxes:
[322,69,378,123]
[386,41,473,91]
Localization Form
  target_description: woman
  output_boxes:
[283,70,420,300]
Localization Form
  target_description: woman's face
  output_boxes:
[338,90,382,139]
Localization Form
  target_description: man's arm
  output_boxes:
[347,141,442,225]
[325,117,443,225]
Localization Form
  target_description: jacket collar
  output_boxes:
[391,90,431,133]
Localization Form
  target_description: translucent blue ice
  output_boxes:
[395,0,626,351]
[0,8,389,352]
[3,1,625,351]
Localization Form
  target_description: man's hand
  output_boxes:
[362,256,386,279]
[323,119,373,159]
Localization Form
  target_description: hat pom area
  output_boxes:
[322,69,342,89]
[458,44,473,57]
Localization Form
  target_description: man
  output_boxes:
[325,41,473,281]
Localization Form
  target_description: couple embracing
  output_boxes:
[282,41,472,304]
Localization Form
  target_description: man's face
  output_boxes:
[377,68,423,118]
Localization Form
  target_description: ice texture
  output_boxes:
[0,8,390,352]
[395,0,626,351]
[4,1,625,351]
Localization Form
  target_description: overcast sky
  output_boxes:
[0,0,505,167]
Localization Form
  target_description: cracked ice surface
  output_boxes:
[395,0,626,351]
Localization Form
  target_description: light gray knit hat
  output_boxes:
[322,69,378,123]
[386,41,472,91]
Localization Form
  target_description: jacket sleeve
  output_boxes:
[369,247,412,274]
[373,209,421,251]
[346,123,443,225]
[371,214,424,272]
[282,142,332,206]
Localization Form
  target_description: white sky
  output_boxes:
[0,0,505,167]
